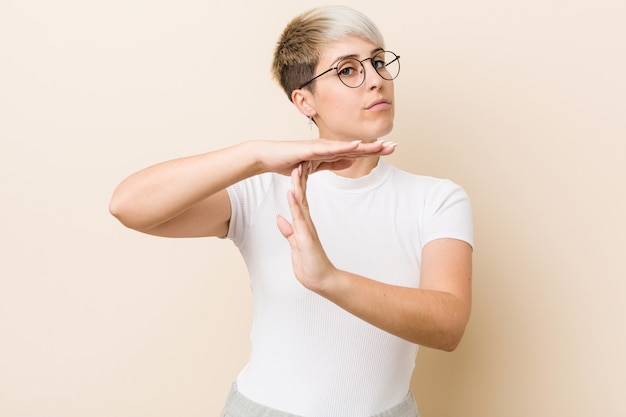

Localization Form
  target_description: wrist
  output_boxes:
[236,140,269,176]
[312,267,349,299]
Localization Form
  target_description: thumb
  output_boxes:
[276,214,293,239]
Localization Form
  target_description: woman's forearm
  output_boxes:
[317,270,471,351]
[109,141,263,231]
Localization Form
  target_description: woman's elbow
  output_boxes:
[426,311,470,352]
[109,200,132,229]
[440,328,466,352]
[423,326,466,352]
[108,192,144,230]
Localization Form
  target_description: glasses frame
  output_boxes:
[298,50,400,89]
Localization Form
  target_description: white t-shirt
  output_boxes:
[226,159,473,417]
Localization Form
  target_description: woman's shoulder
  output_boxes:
[387,163,465,192]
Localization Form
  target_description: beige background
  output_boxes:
[1,0,624,416]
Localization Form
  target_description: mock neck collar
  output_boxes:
[311,159,392,192]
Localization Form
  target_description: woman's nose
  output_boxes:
[363,60,383,89]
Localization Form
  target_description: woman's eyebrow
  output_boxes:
[331,53,359,65]
[331,48,385,65]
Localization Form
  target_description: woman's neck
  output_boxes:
[331,155,380,179]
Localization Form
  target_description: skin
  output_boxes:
[109,36,472,351]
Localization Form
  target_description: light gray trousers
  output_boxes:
[220,383,420,417]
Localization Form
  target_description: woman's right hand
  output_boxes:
[255,139,397,176]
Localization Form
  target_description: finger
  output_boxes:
[301,161,310,195]
[339,141,398,158]
[290,166,306,211]
[312,142,397,163]
[285,184,308,244]
[309,140,367,161]
[377,140,398,155]
[297,164,310,209]
[285,187,305,231]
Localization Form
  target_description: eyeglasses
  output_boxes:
[299,50,400,89]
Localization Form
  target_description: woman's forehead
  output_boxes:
[318,36,382,65]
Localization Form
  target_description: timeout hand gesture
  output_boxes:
[275,140,397,291]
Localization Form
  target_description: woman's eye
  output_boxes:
[373,59,385,69]
[338,66,357,76]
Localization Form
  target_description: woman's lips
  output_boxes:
[365,99,391,111]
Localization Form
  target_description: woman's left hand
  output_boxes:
[276,162,337,292]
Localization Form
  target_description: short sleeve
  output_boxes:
[422,180,474,248]
[226,173,274,246]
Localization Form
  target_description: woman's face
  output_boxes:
[307,36,395,143]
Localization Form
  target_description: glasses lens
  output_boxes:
[335,52,401,88]
[336,58,365,88]
[374,51,400,80]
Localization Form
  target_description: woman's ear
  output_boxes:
[291,88,317,118]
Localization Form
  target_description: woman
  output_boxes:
[110,5,473,417]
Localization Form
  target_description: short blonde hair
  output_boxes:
[272,5,385,101]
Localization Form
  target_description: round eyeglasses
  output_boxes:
[299,50,400,89]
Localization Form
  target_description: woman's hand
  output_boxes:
[257,139,396,176]
[276,162,336,292]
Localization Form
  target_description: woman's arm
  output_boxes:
[277,163,472,351]
[110,140,395,238]
[318,239,471,351]
[109,141,261,237]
